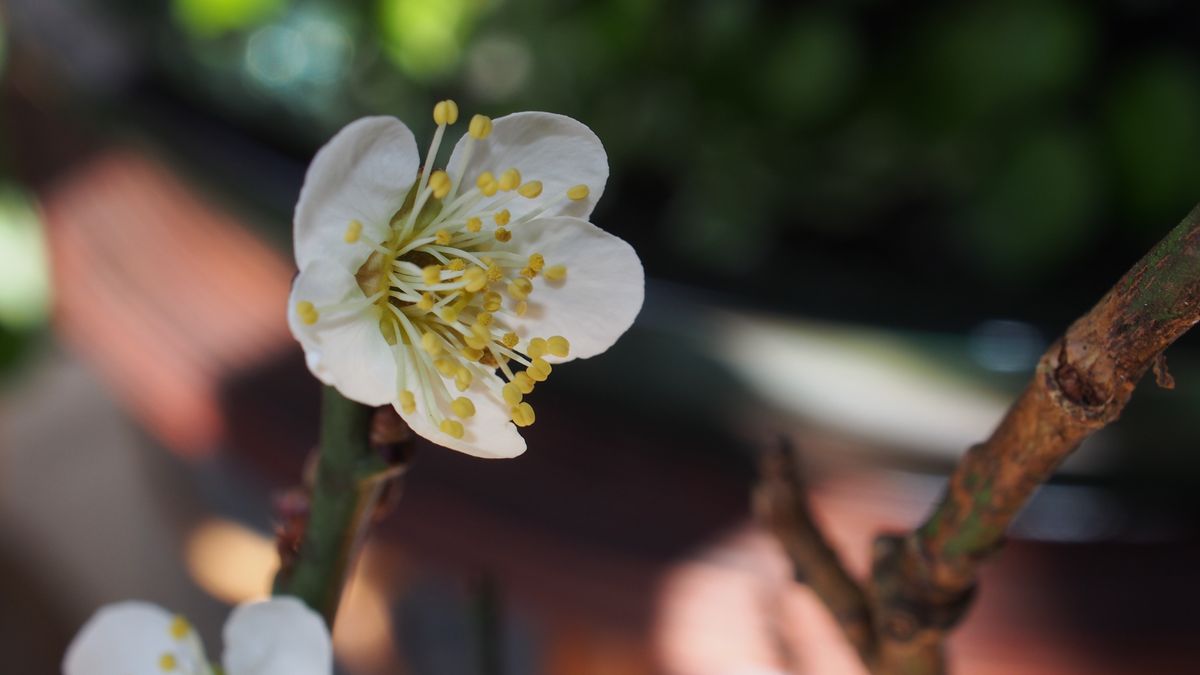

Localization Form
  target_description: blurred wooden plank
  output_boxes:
[40,148,294,454]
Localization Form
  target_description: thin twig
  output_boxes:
[754,442,877,665]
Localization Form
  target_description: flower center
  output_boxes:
[299,101,587,442]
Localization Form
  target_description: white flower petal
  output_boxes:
[395,354,526,459]
[294,117,419,272]
[222,597,331,675]
[63,602,209,675]
[445,111,607,222]
[288,259,396,405]
[502,216,643,361]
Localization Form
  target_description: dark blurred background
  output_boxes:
[3,1,1200,673]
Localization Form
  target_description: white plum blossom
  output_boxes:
[63,596,331,675]
[287,101,644,458]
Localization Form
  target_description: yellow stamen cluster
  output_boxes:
[301,100,585,441]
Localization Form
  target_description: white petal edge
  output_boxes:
[288,259,397,406]
[445,111,607,223]
[294,116,420,273]
[394,347,527,459]
[222,597,332,675]
[63,602,208,675]
[502,216,643,362]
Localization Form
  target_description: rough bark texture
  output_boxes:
[757,203,1200,674]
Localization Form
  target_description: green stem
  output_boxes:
[273,387,395,625]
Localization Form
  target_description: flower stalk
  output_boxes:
[273,386,410,625]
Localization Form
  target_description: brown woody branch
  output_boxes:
[757,203,1200,674]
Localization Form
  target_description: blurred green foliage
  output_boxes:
[173,0,286,38]
[104,0,1200,314]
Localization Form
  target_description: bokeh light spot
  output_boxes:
[378,0,477,79]
[172,0,285,38]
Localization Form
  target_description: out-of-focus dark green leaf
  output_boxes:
[760,11,860,125]
[961,129,1099,282]
[1105,53,1200,229]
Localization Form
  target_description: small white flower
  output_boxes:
[62,597,331,675]
[287,102,644,458]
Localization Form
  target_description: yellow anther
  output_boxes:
[543,264,567,282]
[502,381,523,406]
[421,331,442,355]
[435,229,452,245]
[531,356,553,378]
[498,168,521,191]
[515,300,528,316]
[448,258,467,271]
[520,267,537,278]
[169,615,191,640]
[417,293,436,311]
[494,227,512,242]
[494,209,511,226]
[470,322,490,341]
[567,184,590,201]
[501,331,519,348]
[296,301,319,325]
[439,306,460,323]
[547,335,570,357]
[527,338,548,358]
[471,312,490,328]
[399,390,417,414]
[486,262,504,282]
[526,365,548,383]
[433,99,459,125]
[481,180,499,197]
[483,291,502,311]
[429,170,452,199]
[514,371,535,394]
[159,653,178,671]
[440,419,465,438]
[462,267,488,292]
[422,265,443,285]
[451,397,476,418]
[476,171,495,189]
[460,346,483,362]
[344,219,363,243]
[518,181,543,198]
[454,366,473,391]
[466,216,482,233]
[468,114,493,139]
[508,277,533,299]
[435,357,457,377]
[528,253,545,271]
[511,401,536,427]
[465,333,488,350]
